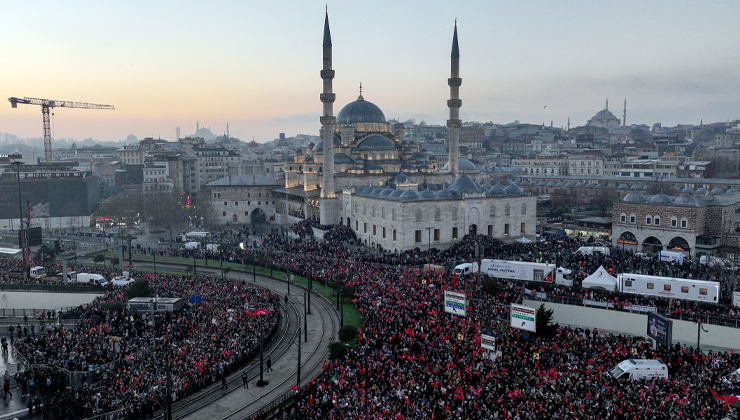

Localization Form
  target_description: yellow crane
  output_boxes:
[8,96,115,164]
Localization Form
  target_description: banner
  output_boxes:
[444,291,467,317]
[510,304,536,332]
[480,334,496,351]
[647,312,673,347]
[733,291,740,308]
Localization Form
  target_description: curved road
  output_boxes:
[127,261,339,420]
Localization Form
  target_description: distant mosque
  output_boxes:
[586,98,626,129]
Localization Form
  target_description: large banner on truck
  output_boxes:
[733,291,740,308]
[480,259,554,283]
[444,291,467,317]
[510,304,536,332]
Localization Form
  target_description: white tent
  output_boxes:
[515,237,533,244]
[582,266,618,291]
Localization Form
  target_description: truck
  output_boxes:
[180,231,211,242]
[575,246,610,256]
[480,259,573,286]
[618,273,719,303]
[67,272,108,287]
[452,262,479,276]
[657,250,684,264]
[608,359,668,380]
[29,266,47,280]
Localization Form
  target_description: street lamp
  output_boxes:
[425,227,433,254]
[696,320,708,351]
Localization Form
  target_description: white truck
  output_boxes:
[29,266,47,280]
[480,259,573,286]
[67,272,108,287]
[608,359,668,380]
[452,262,478,276]
[575,246,610,256]
[657,250,684,264]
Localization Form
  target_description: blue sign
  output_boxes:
[189,295,202,304]
[647,312,673,347]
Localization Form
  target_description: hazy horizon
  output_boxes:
[2,1,739,143]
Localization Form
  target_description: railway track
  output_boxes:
[131,261,338,420]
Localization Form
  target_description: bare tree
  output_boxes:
[142,190,187,239]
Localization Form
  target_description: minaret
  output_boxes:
[227,121,230,138]
[319,9,337,224]
[567,117,570,131]
[605,98,609,111]
[446,20,462,176]
[622,99,627,127]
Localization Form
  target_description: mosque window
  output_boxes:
[434,229,440,241]
[521,204,527,215]
[416,209,423,222]
[505,204,510,216]
[452,227,458,240]
[415,230,422,243]
[392,209,396,221]
[654,216,660,226]
[435,208,441,221]
[490,205,496,217]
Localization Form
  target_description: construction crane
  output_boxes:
[8,97,115,164]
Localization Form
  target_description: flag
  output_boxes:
[710,388,740,407]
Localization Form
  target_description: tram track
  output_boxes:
[132,261,338,420]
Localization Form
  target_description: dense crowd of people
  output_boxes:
[7,267,279,418]
[5,221,740,419]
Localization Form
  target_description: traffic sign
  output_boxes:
[510,304,536,332]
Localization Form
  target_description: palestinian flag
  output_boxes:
[710,387,740,407]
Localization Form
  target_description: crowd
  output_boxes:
[7,267,279,418]
[245,228,739,419]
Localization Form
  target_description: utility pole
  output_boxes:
[304,292,308,342]
[697,320,708,351]
[339,287,344,327]
[297,326,302,385]
[307,276,312,314]
[425,227,433,253]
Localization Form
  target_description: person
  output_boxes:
[284,295,288,305]
[242,371,248,389]
[220,373,227,390]
[2,371,11,399]
[266,357,273,372]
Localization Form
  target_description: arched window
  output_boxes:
[521,203,527,215]
[671,217,678,228]
[392,209,396,221]
[435,208,441,221]
[381,208,385,218]
[646,216,652,225]
[654,215,660,226]
[490,205,496,217]
[371,206,376,217]
[416,209,423,222]
[505,204,511,216]
[681,218,688,228]
[620,213,626,223]
[452,207,458,221]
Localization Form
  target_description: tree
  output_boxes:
[110,257,119,266]
[125,278,153,300]
[97,192,144,235]
[93,253,106,266]
[328,342,349,360]
[142,190,188,240]
[35,245,55,264]
[338,326,358,343]
[535,303,558,338]
[590,189,620,216]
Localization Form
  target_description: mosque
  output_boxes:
[209,12,536,251]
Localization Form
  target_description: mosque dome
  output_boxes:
[711,188,725,195]
[489,184,506,195]
[565,182,575,187]
[555,182,566,187]
[618,184,630,190]
[336,97,386,123]
[399,190,419,200]
[630,184,643,190]
[681,187,694,194]
[623,192,646,203]
[390,189,404,197]
[312,137,340,151]
[420,189,436,199]
[671,186,682,192]
[442,158,477,171]
[357,135,395,151]
[674,195,701,207]
[649,193,673,204]
[696,187,708,194]
[436,189,456,200]
[575,182,586,187]
[379,188,394,196]
[334,153,353,164]
[370,187,383,195]
[607,183,617,189]
[505,184,523,195]
[447,176,480,194]
[728,188,739,194]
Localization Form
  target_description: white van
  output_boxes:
[452,262,479,276]
[68,272,108,287]
[609,359,668,380]
[183,241,200,250]
[576,246,611,256]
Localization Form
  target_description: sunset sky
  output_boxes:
[2,1,739,143]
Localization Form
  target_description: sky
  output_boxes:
[2,0,740,143]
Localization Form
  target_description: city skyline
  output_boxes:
[2,1,739,143]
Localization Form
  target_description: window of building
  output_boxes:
[393,229,397,241]
[654,216,660,226]
[452,227,458,239]
[435,208,441,221]
[382,227,386,239]
[671,217,677,227]
[222,211,226,216]
[630,214,636,224]
[521,203,527,215]
[620,213,626,223]
[434,229,440,241]
[681,218,688,228]
[364,223,367,234]
[505,204,510,216]
[646,216,652,225]
[224,201,227,206]
[415,209,422,222]
[415,230,422,243]
[355,221,358,231]
[520,222,526,234]
[489,205,496,217]
[373,225,376,236]
[504,224,510,236]
[488,225,493,236]
[235,202,238,206]
[244,211,248,216]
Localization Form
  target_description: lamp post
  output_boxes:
[696,320,708,351]
[12,162,27,281]
[425,227,433,254]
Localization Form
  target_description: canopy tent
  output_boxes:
[582,265,618,291]
[515,237,533,244]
